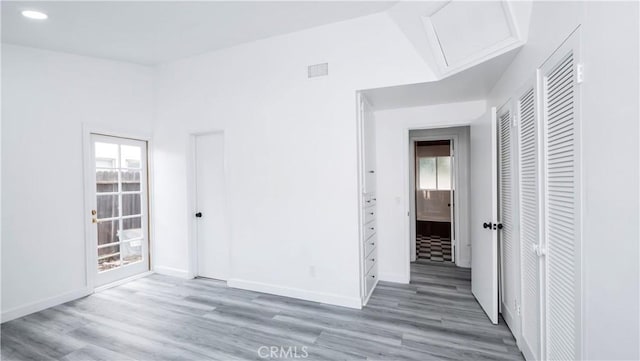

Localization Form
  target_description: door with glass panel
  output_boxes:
[89,134,149,286]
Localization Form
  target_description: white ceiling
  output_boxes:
[430,1,514,66]
[387,1,531,78]
[362,47,521,110]
[1,1,396,65]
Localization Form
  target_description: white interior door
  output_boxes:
[195,132,230,280]
[470,107,499,324]
[518,81,543,361]
[88,134,150,287]
[498,105,521,337]
[541,36,582,361]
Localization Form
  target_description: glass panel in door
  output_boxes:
[91,135,149,286]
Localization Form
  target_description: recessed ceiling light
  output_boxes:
[21,10,48,20]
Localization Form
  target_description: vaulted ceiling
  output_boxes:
[2,1,533,110]
[3,1,531,70]
[1,1,397,65]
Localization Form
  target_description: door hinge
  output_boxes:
[576,63,585,84]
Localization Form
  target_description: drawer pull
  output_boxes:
[370,242,375,245]
[370,227,374,230]
[368,170,375,174]
[371,275,376,279]
[371,258,375,262]
[369,212,374,215]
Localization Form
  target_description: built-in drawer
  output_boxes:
[365,252,377,273]
[365,266,377,296]
[364,223,376,240]
[364,235,376,256]
[364,207,376,224]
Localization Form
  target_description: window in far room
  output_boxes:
[418,156,451,190]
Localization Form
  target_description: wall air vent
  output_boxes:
[308,63,328,78]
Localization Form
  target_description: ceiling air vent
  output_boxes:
[308,63,328,78]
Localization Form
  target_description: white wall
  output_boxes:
[1,45,154,321]
[152,13,435,307]
[374,101,485,282]
[486,1,639,359]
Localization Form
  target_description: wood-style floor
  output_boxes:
[1,260,523,360]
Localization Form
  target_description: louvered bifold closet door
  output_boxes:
[542,48,581,361]
[518,86,542,360]
[498,109,516,323]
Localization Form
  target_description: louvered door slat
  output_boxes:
[544,50,581,361]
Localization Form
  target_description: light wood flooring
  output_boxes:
[1,260,523,360]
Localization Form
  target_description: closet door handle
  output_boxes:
[195,212,203,218]
[533,244,547,257]
[483,222,492,229]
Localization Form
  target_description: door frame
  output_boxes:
[82,123,154,292]
[187,129,230,280]
[409,135,458,264]
[403,124,471,282]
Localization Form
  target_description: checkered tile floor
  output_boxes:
[416,234,452,262]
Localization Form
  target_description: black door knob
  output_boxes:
[496,223,503,230]
[195,212,203,218]
[483,222,492,229]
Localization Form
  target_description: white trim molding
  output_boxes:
[379,272,410,284]
[1,287,92,323]
[94,271,154,293]
[227,279,362,310]
[154,266,193,279]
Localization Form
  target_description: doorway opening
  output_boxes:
[86,134,151,288]
[408,126,470,275]
[415,140,453,263]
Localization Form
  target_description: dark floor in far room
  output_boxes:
[417,234,452,262]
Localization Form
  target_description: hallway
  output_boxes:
[1,262,522,360]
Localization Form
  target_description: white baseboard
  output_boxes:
[456,259,471,268]
[227,279,362,309]
[379,272,410,284]
[501,302,519,339]
[95,271,154,292]
[362,279,379,306]
[1,287,92,323]
[154,266,193,279]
